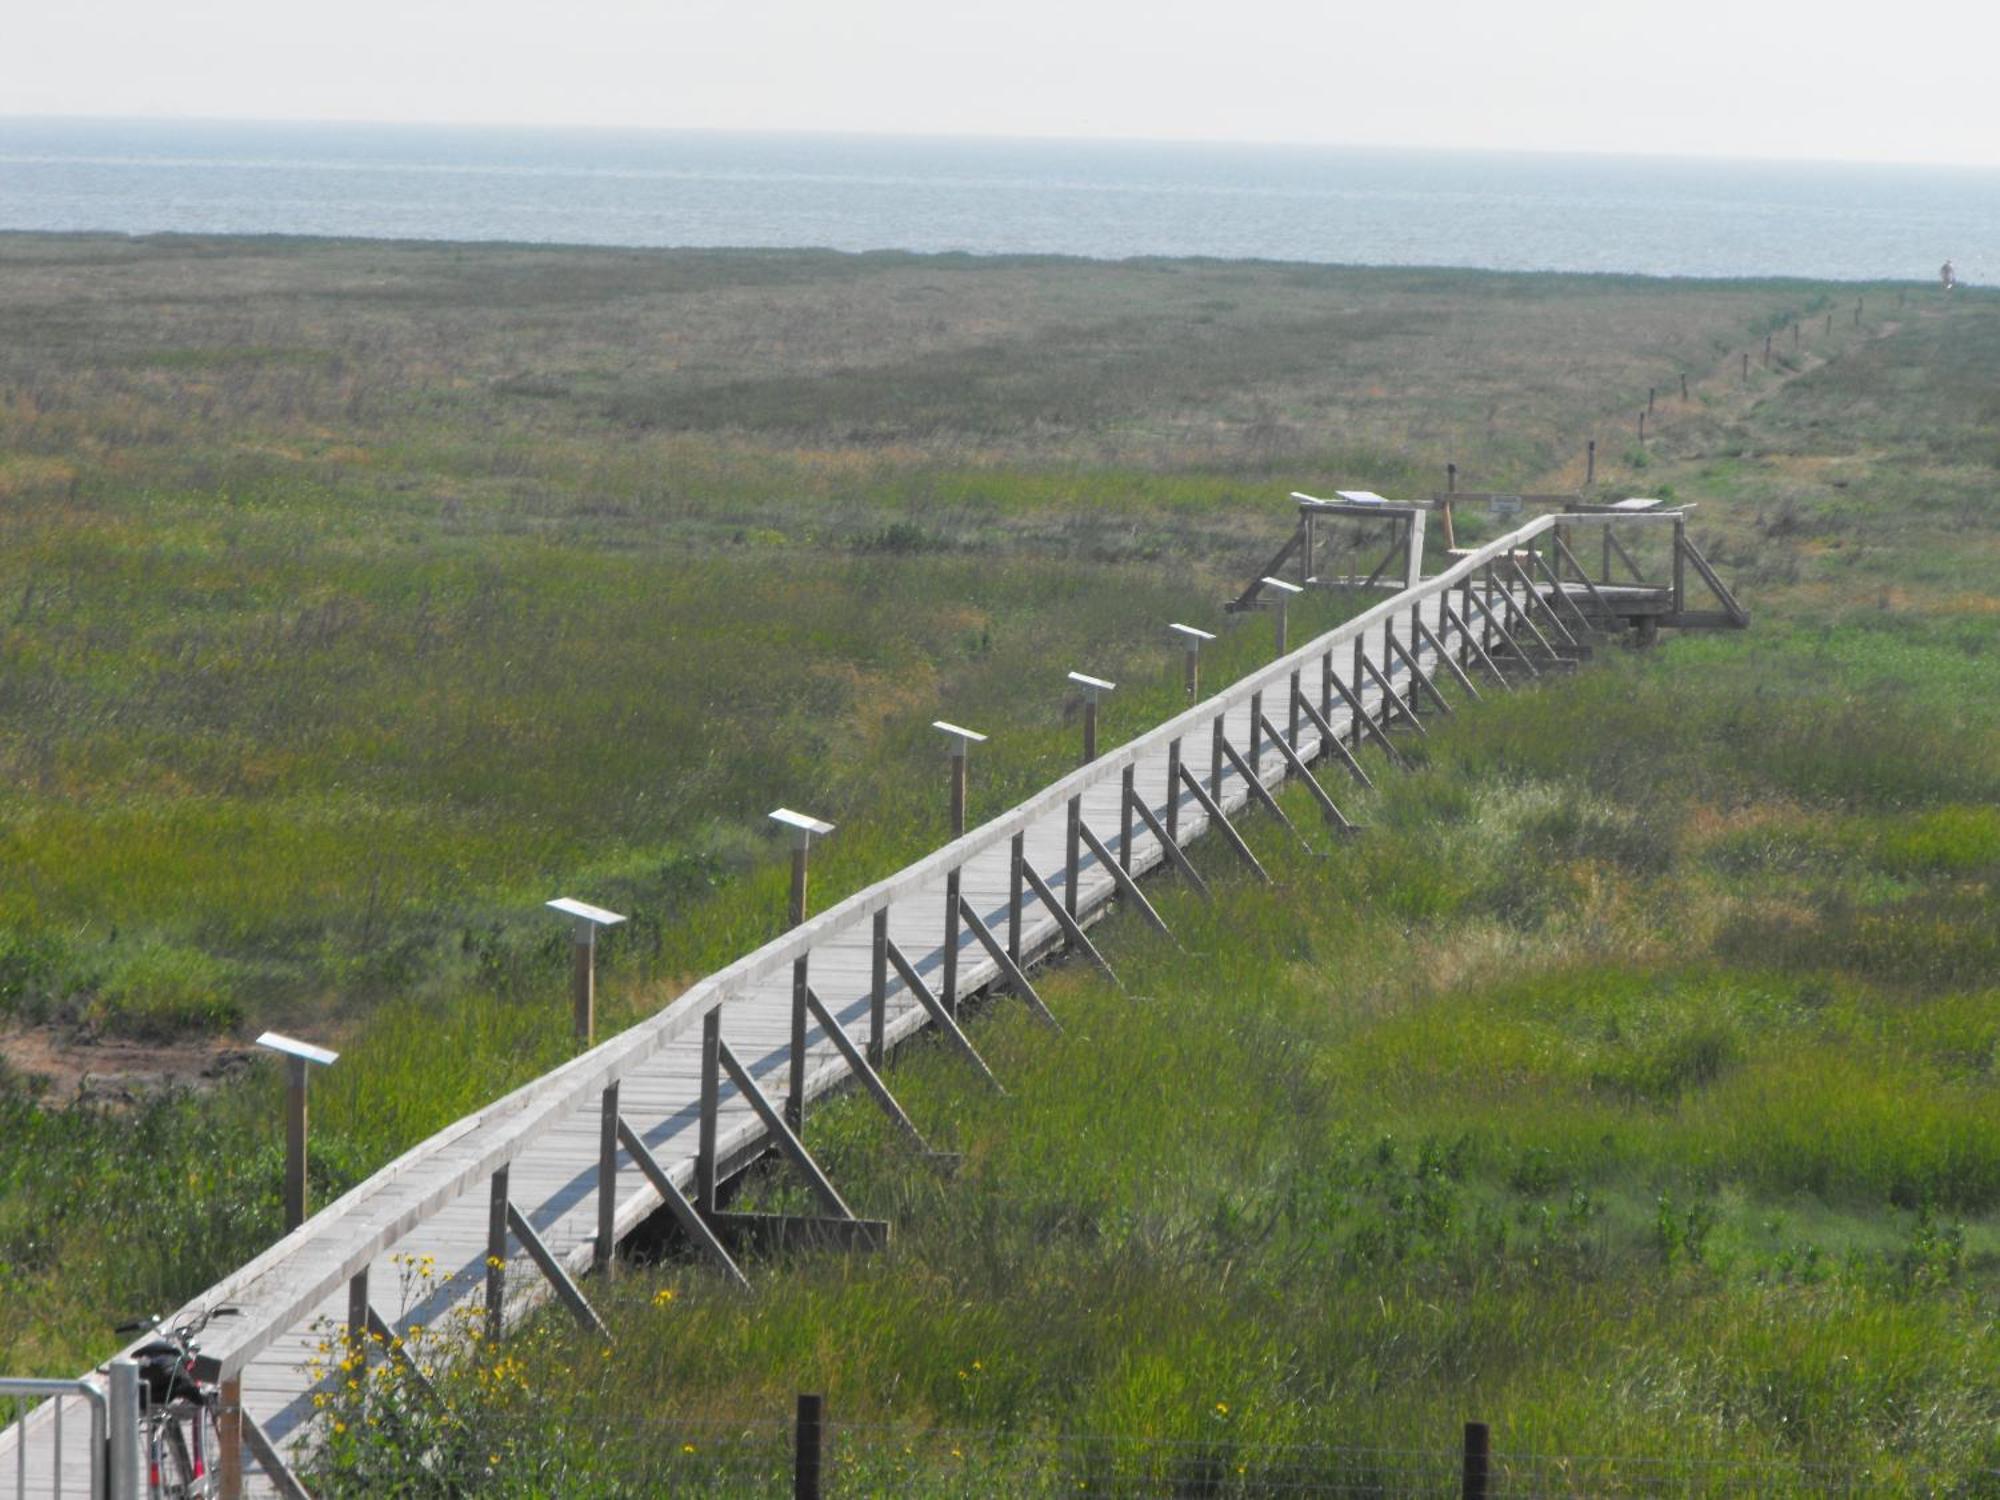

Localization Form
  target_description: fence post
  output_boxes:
[1585,440,1595,485]
[1680,372,1688,401]
[794,1392,825,1500]
[1462,1420,1491,1500]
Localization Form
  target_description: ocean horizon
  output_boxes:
[2,117,1996,284]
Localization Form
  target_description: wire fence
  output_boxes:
[599,1404,1994,1497]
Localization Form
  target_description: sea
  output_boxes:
[2,117,1996,284]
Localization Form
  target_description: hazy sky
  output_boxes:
[10,0,1997,167]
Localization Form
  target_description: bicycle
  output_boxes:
[113,1305,238,1499]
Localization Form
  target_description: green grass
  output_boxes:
[4,236,1999,1490]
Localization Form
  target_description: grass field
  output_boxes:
[1,235,1994,1490]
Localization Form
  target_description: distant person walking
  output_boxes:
[1941,258,1956,292]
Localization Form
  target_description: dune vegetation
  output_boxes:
[1,235,1994,1490]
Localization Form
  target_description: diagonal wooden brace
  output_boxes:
[883,938,1006,1091]
[1124,783,1213,899]
[240,1409,314,1500]
[1440,598,1517,689]
[1413,613,1482,701]
[1491,568,1562,658]
[1504,555,1578,647]
[1326,670,1409,766]
[1460,589,1541,679]
[507,1202,610,1339]
[1530,548,1599,637]
[716,1038,861,1217]
[1175,762,1273,883]
[1550,531,1617,623]
[1257,711,1356,832]
[1075,817,1175,939]
[1295,692,1376,789]
[805,985,941,1142]
[1383,630,1453,716]
[957,899,1062,1030]
[617,1117,752,1287]
[366,1305,441,1405]
[1018,858,1120,984]
[1216,731,1309,846]
[1356,649,1427,736]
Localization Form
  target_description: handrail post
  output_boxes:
[218,1374,244,1500]
[1170,623,1213,701]
[1673,514,1687,613]
[1065,674,1114,917]
[1119,764,1136,873]
[1248,689,1263,777]
[868,909,889,1068]
[485,1165,509,1340]
[1006,834,1024,968]
[697,1010,721,1215]
[595,1080,619,1277]
[1288,669,1302,750]
[1164,737,1182,841]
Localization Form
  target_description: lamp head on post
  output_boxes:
[932,721,987,839]
[930,720,987,757]
[256,1031,339,1232]
[1259,576,1304,656]
[544,899,626,1047]
[1066,672,1116,764]
[1168,623,1216,698]
[770,808,836,927]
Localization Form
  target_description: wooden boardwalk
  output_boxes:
[2,509,1699,1499]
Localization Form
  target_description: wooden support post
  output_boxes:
[1742,351,1750,381]
[787,950,810,1130]
[1082,697,1098,764]
[1006,833,1024,968]
[1248,688,1263,776]
[1289,668,1303,749]
[1019,859,1122,982]
[1462,1421,1491,1500]
[1681,372,1689,401]
[1638,409,1646,445]
[218,1376,244,1500]
[1299,510,1315,584]
[615,1118,750,1287]
[1764,331,1772,367]
[1064,793,1082,919]
[1175,762,1272,883]
[1119,764,1135,874]
[1164,737,1183,841]
[347,1267,369,1365]
[1210,712,1226,798]
[283,1056,308,1233]
[485,1165,509,1341]
[795,1393,824,1500]
[1673,514,1688,613]
[595,1081,619,1278]
[697,1011,721,1216]
[869,909,889,1068]
[1076,818,1175,940]
[1648,386,1656,413]
[1586,439,1596,485]
[882,939,1005,1089]
[940,870,961,1021]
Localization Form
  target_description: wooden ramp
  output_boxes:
[1,509,1710,1499]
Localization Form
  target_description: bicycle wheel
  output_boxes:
[154,1413,198,1499]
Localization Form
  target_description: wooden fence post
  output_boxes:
[794,1392,825,1500]
[1585,439,1595,485]
[1461,1421,1491,1500]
